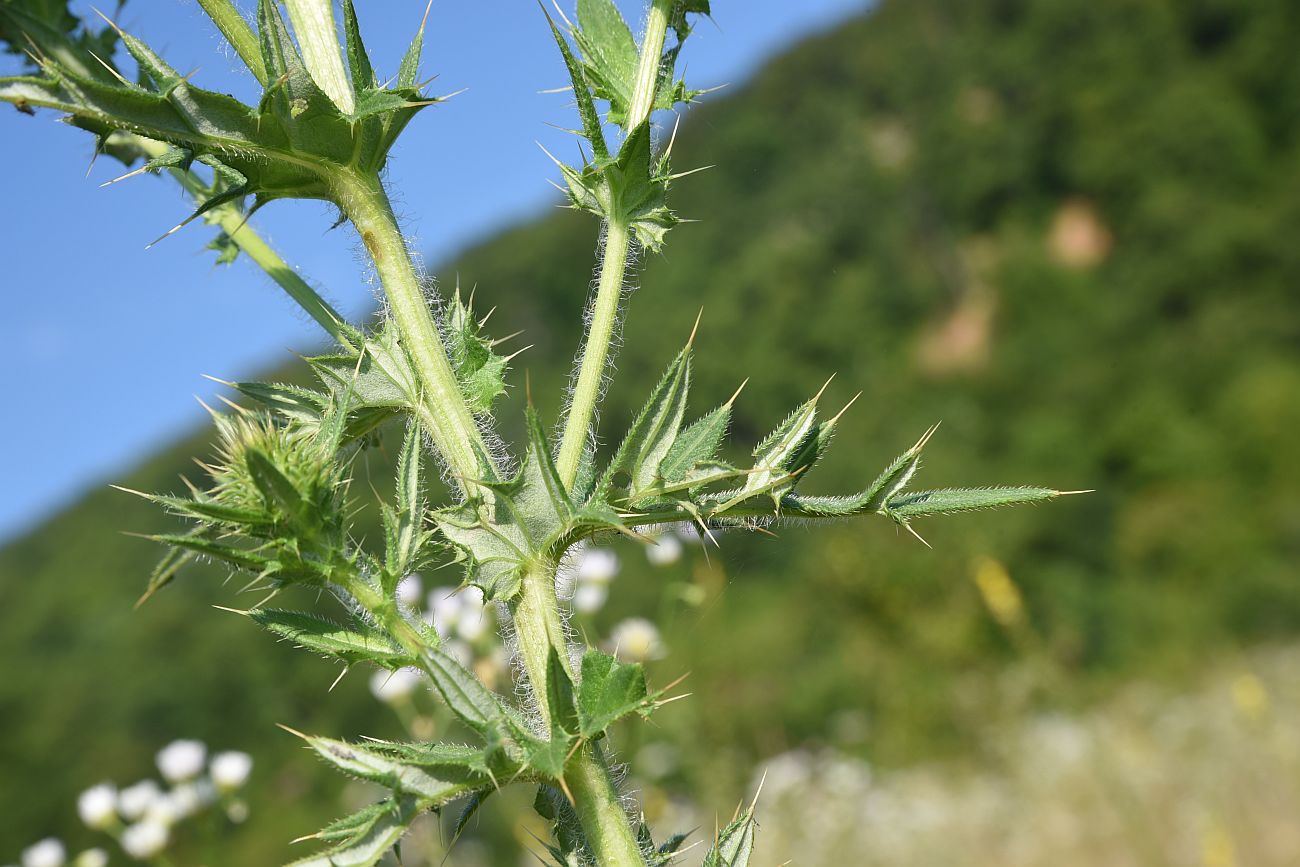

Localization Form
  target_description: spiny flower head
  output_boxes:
[207,411,347,536]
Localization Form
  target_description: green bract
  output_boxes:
[0,1,1082,864]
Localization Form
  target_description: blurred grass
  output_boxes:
[2,0,1299,862]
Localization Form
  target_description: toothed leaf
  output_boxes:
[702,807,756,867]
[248,608,415,669]
[886,486,1062,518]
[576,649,651,738]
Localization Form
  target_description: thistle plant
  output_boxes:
[0,1,1082,864]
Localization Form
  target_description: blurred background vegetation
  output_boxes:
[2,0,1298,863]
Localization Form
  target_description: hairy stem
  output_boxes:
[511,562,646,866]
[332,170,493,487]
[626,0,674,131]
[556,219,631,487]
[195,0,267,85]
[556,0,675,490]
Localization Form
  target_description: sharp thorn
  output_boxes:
[912,421,941,452]
[903,521,932,549]
[687,307,704,346]
[726,378,750,407]
[828,391,863,425]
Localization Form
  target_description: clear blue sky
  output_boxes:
[0,0,868,541]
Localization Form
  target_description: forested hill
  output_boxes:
[3,0,1298,860]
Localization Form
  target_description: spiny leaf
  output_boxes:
[396,2,428,89]
[149,532,272,572]
[418,646,510,736]
[249,608,415,669]
[441,291,512,414]
[301,734,490,802]
[543,6,609,162]
[572,0,638,124]
[226,380,328,425]
[340,0,375,92]
[546,645,580,739]
[660,400,732,484]
[702,807,756,867]
[600,343,691,497]
[886,486,1065,518]
[576,649,650,738]
[286,795,420,867]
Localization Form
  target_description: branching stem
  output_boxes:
[331,170,494,489]
[196,0,268,85]
[511,562,647,866]
[124,135,353,348]
[556,0,676,490]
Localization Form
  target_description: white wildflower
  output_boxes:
[395,574,423,607]
[21,839,65,867]
[578,548,619,583]
[645,533,683,566]
[455,587,489,641]
[72,850,108,867]
[427,586,464,638]
[143,794,179,827]
[573,581,608,614]
[116,780,162,822]
[210,751,253,792]
[444,639,474,668]
[675,522,703,543]
[156,739,206,783]
[76,783,117,830]
[608,618,667,663]
[369,667,422,703]
[121,821,169,860]
[428,586,489,641]
[168,780,214,819]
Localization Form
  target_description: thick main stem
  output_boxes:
[332,170,492,487]
[511,563,647,866]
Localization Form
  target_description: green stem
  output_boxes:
[195,0,268,85]
[332,170,494,488]
[283,0,356,114]
[555,0,675,490]
[626,0,674,131]
[126,134,353,347]
[556,218,630,487]
[206,203,353,350]
[511,563,646,866]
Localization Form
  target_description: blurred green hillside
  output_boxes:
[3,0,1299,862]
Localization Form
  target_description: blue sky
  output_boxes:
[1,0,868,541]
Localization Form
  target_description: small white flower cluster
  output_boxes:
[608,617,668,663]
[10,839,108,867]
[370,576,503,704]
[2,740,256,866]
[560,526,698,617]
[566,546,620,614]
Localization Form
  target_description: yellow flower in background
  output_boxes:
[1201,818,1238,867]
[1230,671,1270,722]
[972,557,1024,629]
